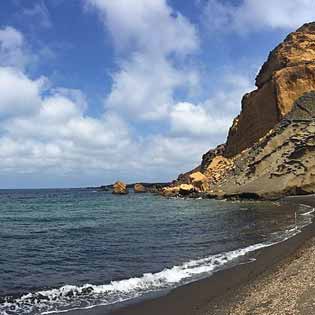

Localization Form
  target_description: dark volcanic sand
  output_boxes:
[60,195,315,315]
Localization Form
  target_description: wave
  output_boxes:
[0,242,275,315]
[1,206,313,315]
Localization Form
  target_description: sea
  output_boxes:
[0,188,314,315]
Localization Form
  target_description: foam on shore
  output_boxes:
[1,205,313,315]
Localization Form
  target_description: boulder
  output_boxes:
[161,186,180,197]
[179,184,194,196]
[112,181,128,194]
[134,183,146,193]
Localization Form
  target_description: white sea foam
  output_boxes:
[0,242,274,315]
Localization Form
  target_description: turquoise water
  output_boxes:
[0,189,312,314]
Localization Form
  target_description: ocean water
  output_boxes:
[0,189,313,315]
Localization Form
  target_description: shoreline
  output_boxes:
[59,195,315,315]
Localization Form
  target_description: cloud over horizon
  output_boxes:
[0,0,312,188]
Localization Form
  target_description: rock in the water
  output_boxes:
[134,183,146,193]
[161,186,180,197]
[225,22,315,157]
[112,181,128,194]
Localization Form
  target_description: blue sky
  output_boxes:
[0,0,314,188]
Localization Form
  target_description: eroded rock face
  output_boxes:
[189,172,209,192]
[112,181,128,194]
[203,156,233,185]
[256,22,315,88]
[134,183,146,193]
[162,23,315,200]
[225,22,315,157]
[214,92,315,199]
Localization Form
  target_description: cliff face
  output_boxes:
[225,22,315,157]
[162,23,315,199]
[213,92,315,199]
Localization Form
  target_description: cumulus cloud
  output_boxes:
[87,0,199,55]
[0,26,29,69]
[87,0,200,121]
[0,67,44,118]
[0,4,255,187]
[203,0,315,33]
[169,102,230,136]
[106,53,199,120]
[0,70,132,173]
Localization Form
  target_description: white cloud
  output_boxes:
[0,5,257,187]
[203,0,315,33]
[0,26,29,69]
[106,53,199,120]
[0,70,132,175]
[87,0,199,55]
[0,62,251,185]
[168,70,253,138]
[0,67,44,118]
[169,102,230,136]
[87,0,200,121]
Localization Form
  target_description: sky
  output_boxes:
[0,0,314,188]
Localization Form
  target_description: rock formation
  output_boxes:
[134,183,146,193]
[112,181,128,194]
[225,22,315,157]
[211,92,315,199]
[189,172,209,192]
[161,22,315,199]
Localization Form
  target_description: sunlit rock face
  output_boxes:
[225,22,315,157]
[162,23,315,199]
[215,92,315,199]
[112,181,128,194]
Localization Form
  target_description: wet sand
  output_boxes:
[61,195,315,315]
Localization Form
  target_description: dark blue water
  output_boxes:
[0,189,313,314]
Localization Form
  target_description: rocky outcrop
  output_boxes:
[161,23,315,200]
[179,184,195,196]
[189,172,209,192]
[112,181,128,194]
[213,92,315,199]
[225,22,315,157]
[134,183,146,193]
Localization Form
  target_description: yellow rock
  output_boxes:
[225,22,315,157]
[179,184,194,195]
[112,181,128,194]
[189,172,209,191]
[134,183,146,193]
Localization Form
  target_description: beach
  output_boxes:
[63,196,315,315]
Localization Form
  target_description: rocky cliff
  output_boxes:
[162,23,315,199]
[225,22,315,157]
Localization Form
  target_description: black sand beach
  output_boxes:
[60,195,315,315]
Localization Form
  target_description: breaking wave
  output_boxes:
[0,239,295,315]
[1,203,313,315]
